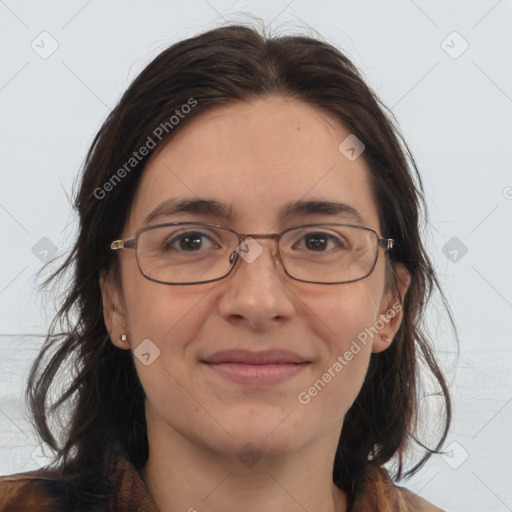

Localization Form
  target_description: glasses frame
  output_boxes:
[110,221,394,285]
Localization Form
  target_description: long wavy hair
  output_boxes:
[26,23,452,508]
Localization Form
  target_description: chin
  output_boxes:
[210,410,314,460]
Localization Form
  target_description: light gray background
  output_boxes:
[1,1,511,511]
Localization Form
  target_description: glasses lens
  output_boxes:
[136,224,237,284]
[279,225,378,283]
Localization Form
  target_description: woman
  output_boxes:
[0,24,451,511]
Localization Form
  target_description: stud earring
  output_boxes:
[120,334,127,343]
[381,333,389,343]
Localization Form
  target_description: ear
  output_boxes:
[372,263,411,354]
[99,270,131,350]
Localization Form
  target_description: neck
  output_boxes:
[140,412,347,512]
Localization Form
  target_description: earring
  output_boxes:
[120,334,127,343]
[381,333,389,343]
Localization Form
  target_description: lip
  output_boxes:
[201,349,311,386]
[203,362,309,386]
[202,349,309,365]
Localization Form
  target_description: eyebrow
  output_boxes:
[279,199,364,225]
[143,197,365,226]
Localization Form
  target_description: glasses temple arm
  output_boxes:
[110,238,136,251]
[378,238,394,250]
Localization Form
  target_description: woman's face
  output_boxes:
[103,95,407,461]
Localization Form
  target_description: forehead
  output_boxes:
[126,95,379,233]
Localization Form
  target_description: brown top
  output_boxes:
[0,453,444,511]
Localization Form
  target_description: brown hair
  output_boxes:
[26,23,452,507]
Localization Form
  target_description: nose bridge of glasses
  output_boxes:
[250,232,282,250]
[231,233,281,266]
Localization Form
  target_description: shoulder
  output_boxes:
[0,470,74,512]
[354,467,445,511]
[0,453,155,512]
[0,470,52,509]
[396,485,445,511]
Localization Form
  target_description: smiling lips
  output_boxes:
[201,349,311,385]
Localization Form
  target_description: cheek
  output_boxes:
[121,279,215,425]
[296,281,383,415]
[120,258,211,357]
[304,278,382,352]
[298,346,371,427]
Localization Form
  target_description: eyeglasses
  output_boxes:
[110,222,394,285]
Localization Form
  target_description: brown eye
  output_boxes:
[164,231,216,252]
[298,232,346,252]
[305,233,329,251]
[178,233,204,251]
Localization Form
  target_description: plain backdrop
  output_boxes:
[0,1,511,511]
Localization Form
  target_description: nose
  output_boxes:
[217,238,296,329]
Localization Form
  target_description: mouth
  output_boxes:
[200,349,311,386]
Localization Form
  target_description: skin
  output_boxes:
[101,95,410,512]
